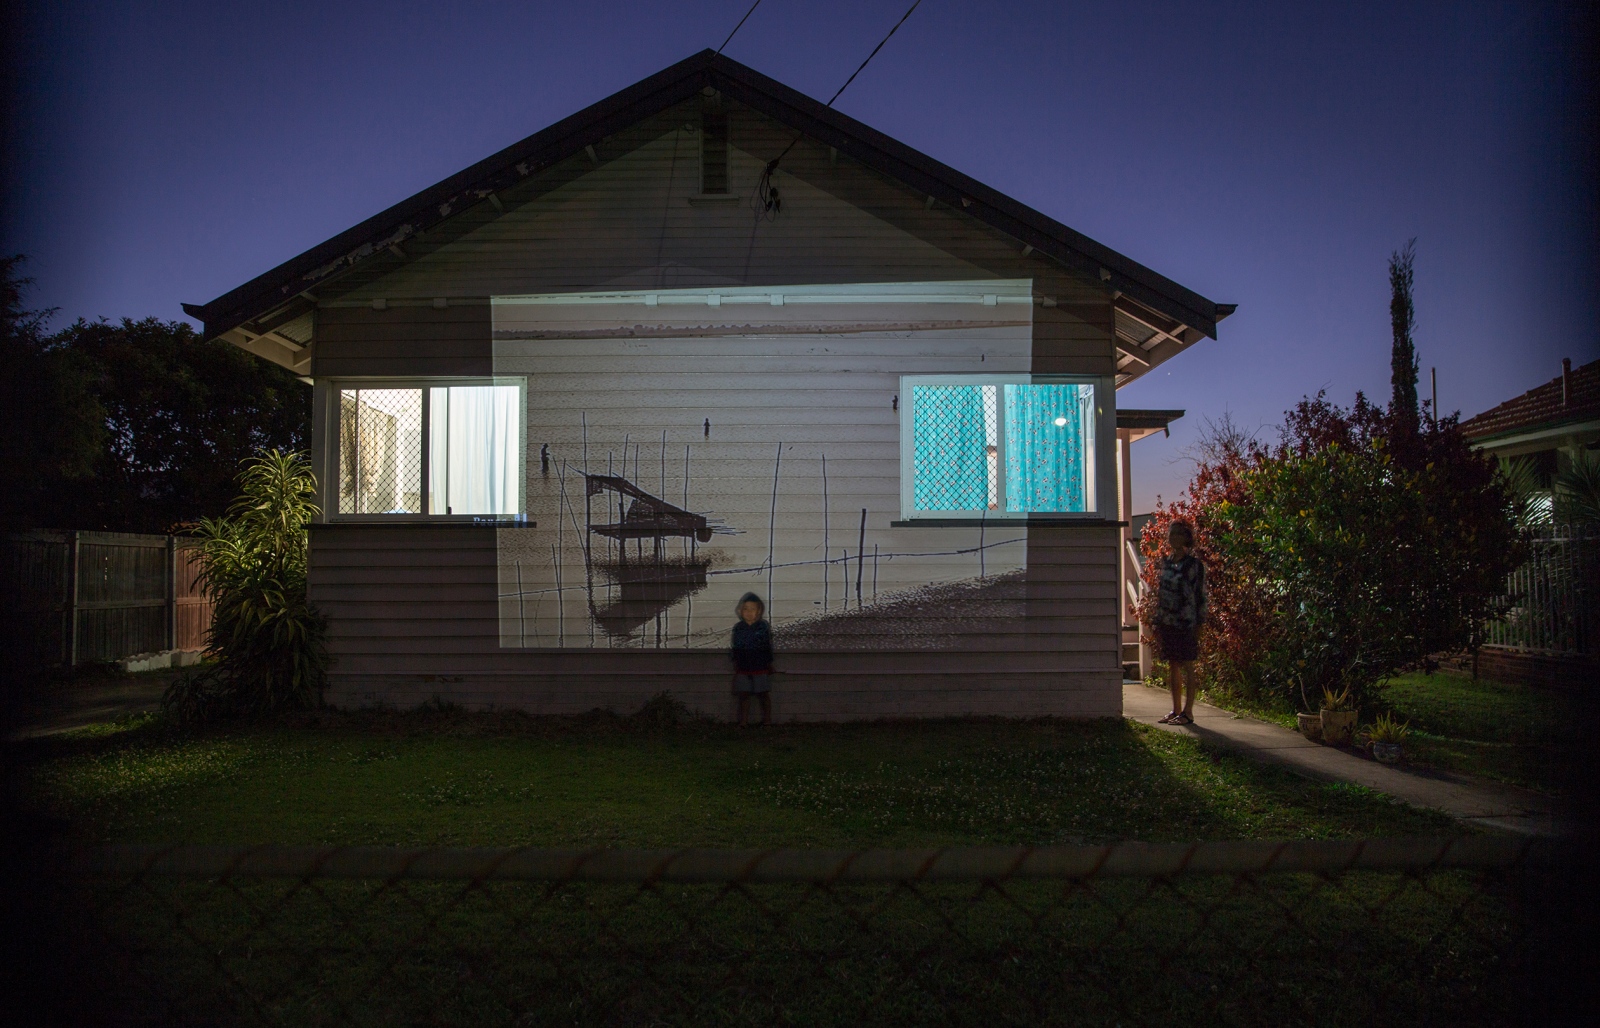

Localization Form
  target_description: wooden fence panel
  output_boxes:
[1,530,72,667]
[2,530,215,666]
[74,533,170,662]
[174,542,211,651]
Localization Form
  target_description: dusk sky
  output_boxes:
[5,0,1595,512]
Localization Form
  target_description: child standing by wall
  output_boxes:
[730,592,774,726]
[1152,520,1208,725]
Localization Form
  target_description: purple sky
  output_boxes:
[6,0,1595,512]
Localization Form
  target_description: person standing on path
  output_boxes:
[730,592,774,726]
[1150,520,1208,725]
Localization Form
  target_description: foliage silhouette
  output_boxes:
[165,450,327,722]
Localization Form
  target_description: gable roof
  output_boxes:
[1460,358,1600,443]
[184,50,1231,360]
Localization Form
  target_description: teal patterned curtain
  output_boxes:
[1004,383,1091,512]
[912,385,989,510]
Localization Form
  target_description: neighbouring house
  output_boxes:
[182,51,1231,720]
[1460,356,1599,480]
[1459,356,1599,687]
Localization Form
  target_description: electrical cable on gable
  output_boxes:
[718,0,765,53]
[754,0,927,219]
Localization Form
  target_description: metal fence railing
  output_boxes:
[31,837,1562,1027]
[1486,523,1599,656]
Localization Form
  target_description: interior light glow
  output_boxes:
[1053,416,1068,426]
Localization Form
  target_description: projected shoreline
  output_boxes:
[491,280,1043,650]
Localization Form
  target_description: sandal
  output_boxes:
[1158,712,1182,724]
[1173,713,1194,725]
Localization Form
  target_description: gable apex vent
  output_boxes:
[701,98,728,195]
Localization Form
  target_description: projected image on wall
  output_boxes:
[488,279,1108,649]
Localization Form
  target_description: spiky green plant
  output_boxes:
[165,449,326,720]
[1368,712,1411,744]
[1553,446,1600,525]
[1497,456,1551,529]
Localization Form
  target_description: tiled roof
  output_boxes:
[1460,358,1600,440]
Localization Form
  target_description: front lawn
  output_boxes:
[1377,670,1574,793]
[14,706,1459,847]
[12,707,1533,1027]
[1195,669,1575,794]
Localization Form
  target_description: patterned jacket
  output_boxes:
[1155,554,1209,632]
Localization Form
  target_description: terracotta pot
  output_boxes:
[1297,712,1323,742]
[1320,709,1357,746]
[1372,741,1404,764]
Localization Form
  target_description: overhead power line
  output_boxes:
[750,0,929,219]
[826,0,924,107]
[718,0,765,53]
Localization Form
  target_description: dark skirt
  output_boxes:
[1156,625,1200,663]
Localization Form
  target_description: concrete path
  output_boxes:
[1124,681,1568,837]
[5,675,170,741]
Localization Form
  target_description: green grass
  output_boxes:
[1192,668,1575,794]
[14,707,1529,1027]
[1196,684,1298,730]
[15,708,1462,848]
[63,864,1522,1028]
[1376,670,1575,793]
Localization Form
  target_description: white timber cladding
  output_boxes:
[489,280,1057,655]
[304,98,1123,720]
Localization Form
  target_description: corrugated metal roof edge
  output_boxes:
[185,50,1227,342]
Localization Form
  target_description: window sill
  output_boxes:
[314,519,537,529]
[890,517,1126,528]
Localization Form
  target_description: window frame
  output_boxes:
[320,376,528,523]
[898,373,1115,522]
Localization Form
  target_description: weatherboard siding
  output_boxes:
[311,526,1118,720]
[317,100,1101,313]
[305,98,1122,721]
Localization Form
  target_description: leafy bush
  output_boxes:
[1135,424,1276,694]
[1215,440,1421,709]
[164,449,327,721]
[1142,393,1522,713]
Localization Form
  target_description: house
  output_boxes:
[1459,356,1598,688]
[1460,356,1599,482]
[182,51,1231,720]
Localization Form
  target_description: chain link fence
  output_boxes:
[29,837,1565,1026]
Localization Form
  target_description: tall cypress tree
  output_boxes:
[1388,239,1420,439]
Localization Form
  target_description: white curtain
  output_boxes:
[429,386,520,515]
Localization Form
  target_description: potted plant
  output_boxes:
[1318,685,1357,746]
[1296,711,1323,742]
[1368,713,1410,764]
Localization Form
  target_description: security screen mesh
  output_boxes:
[338,389,423,514]
[911,384,999,511]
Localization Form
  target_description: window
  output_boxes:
[335,382,523,518]
[901,375,1105,518]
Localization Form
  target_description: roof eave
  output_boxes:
[1463,417,1600,449]
[188,49,1227,344]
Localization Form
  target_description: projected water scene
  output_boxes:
[489,279,1100,649]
